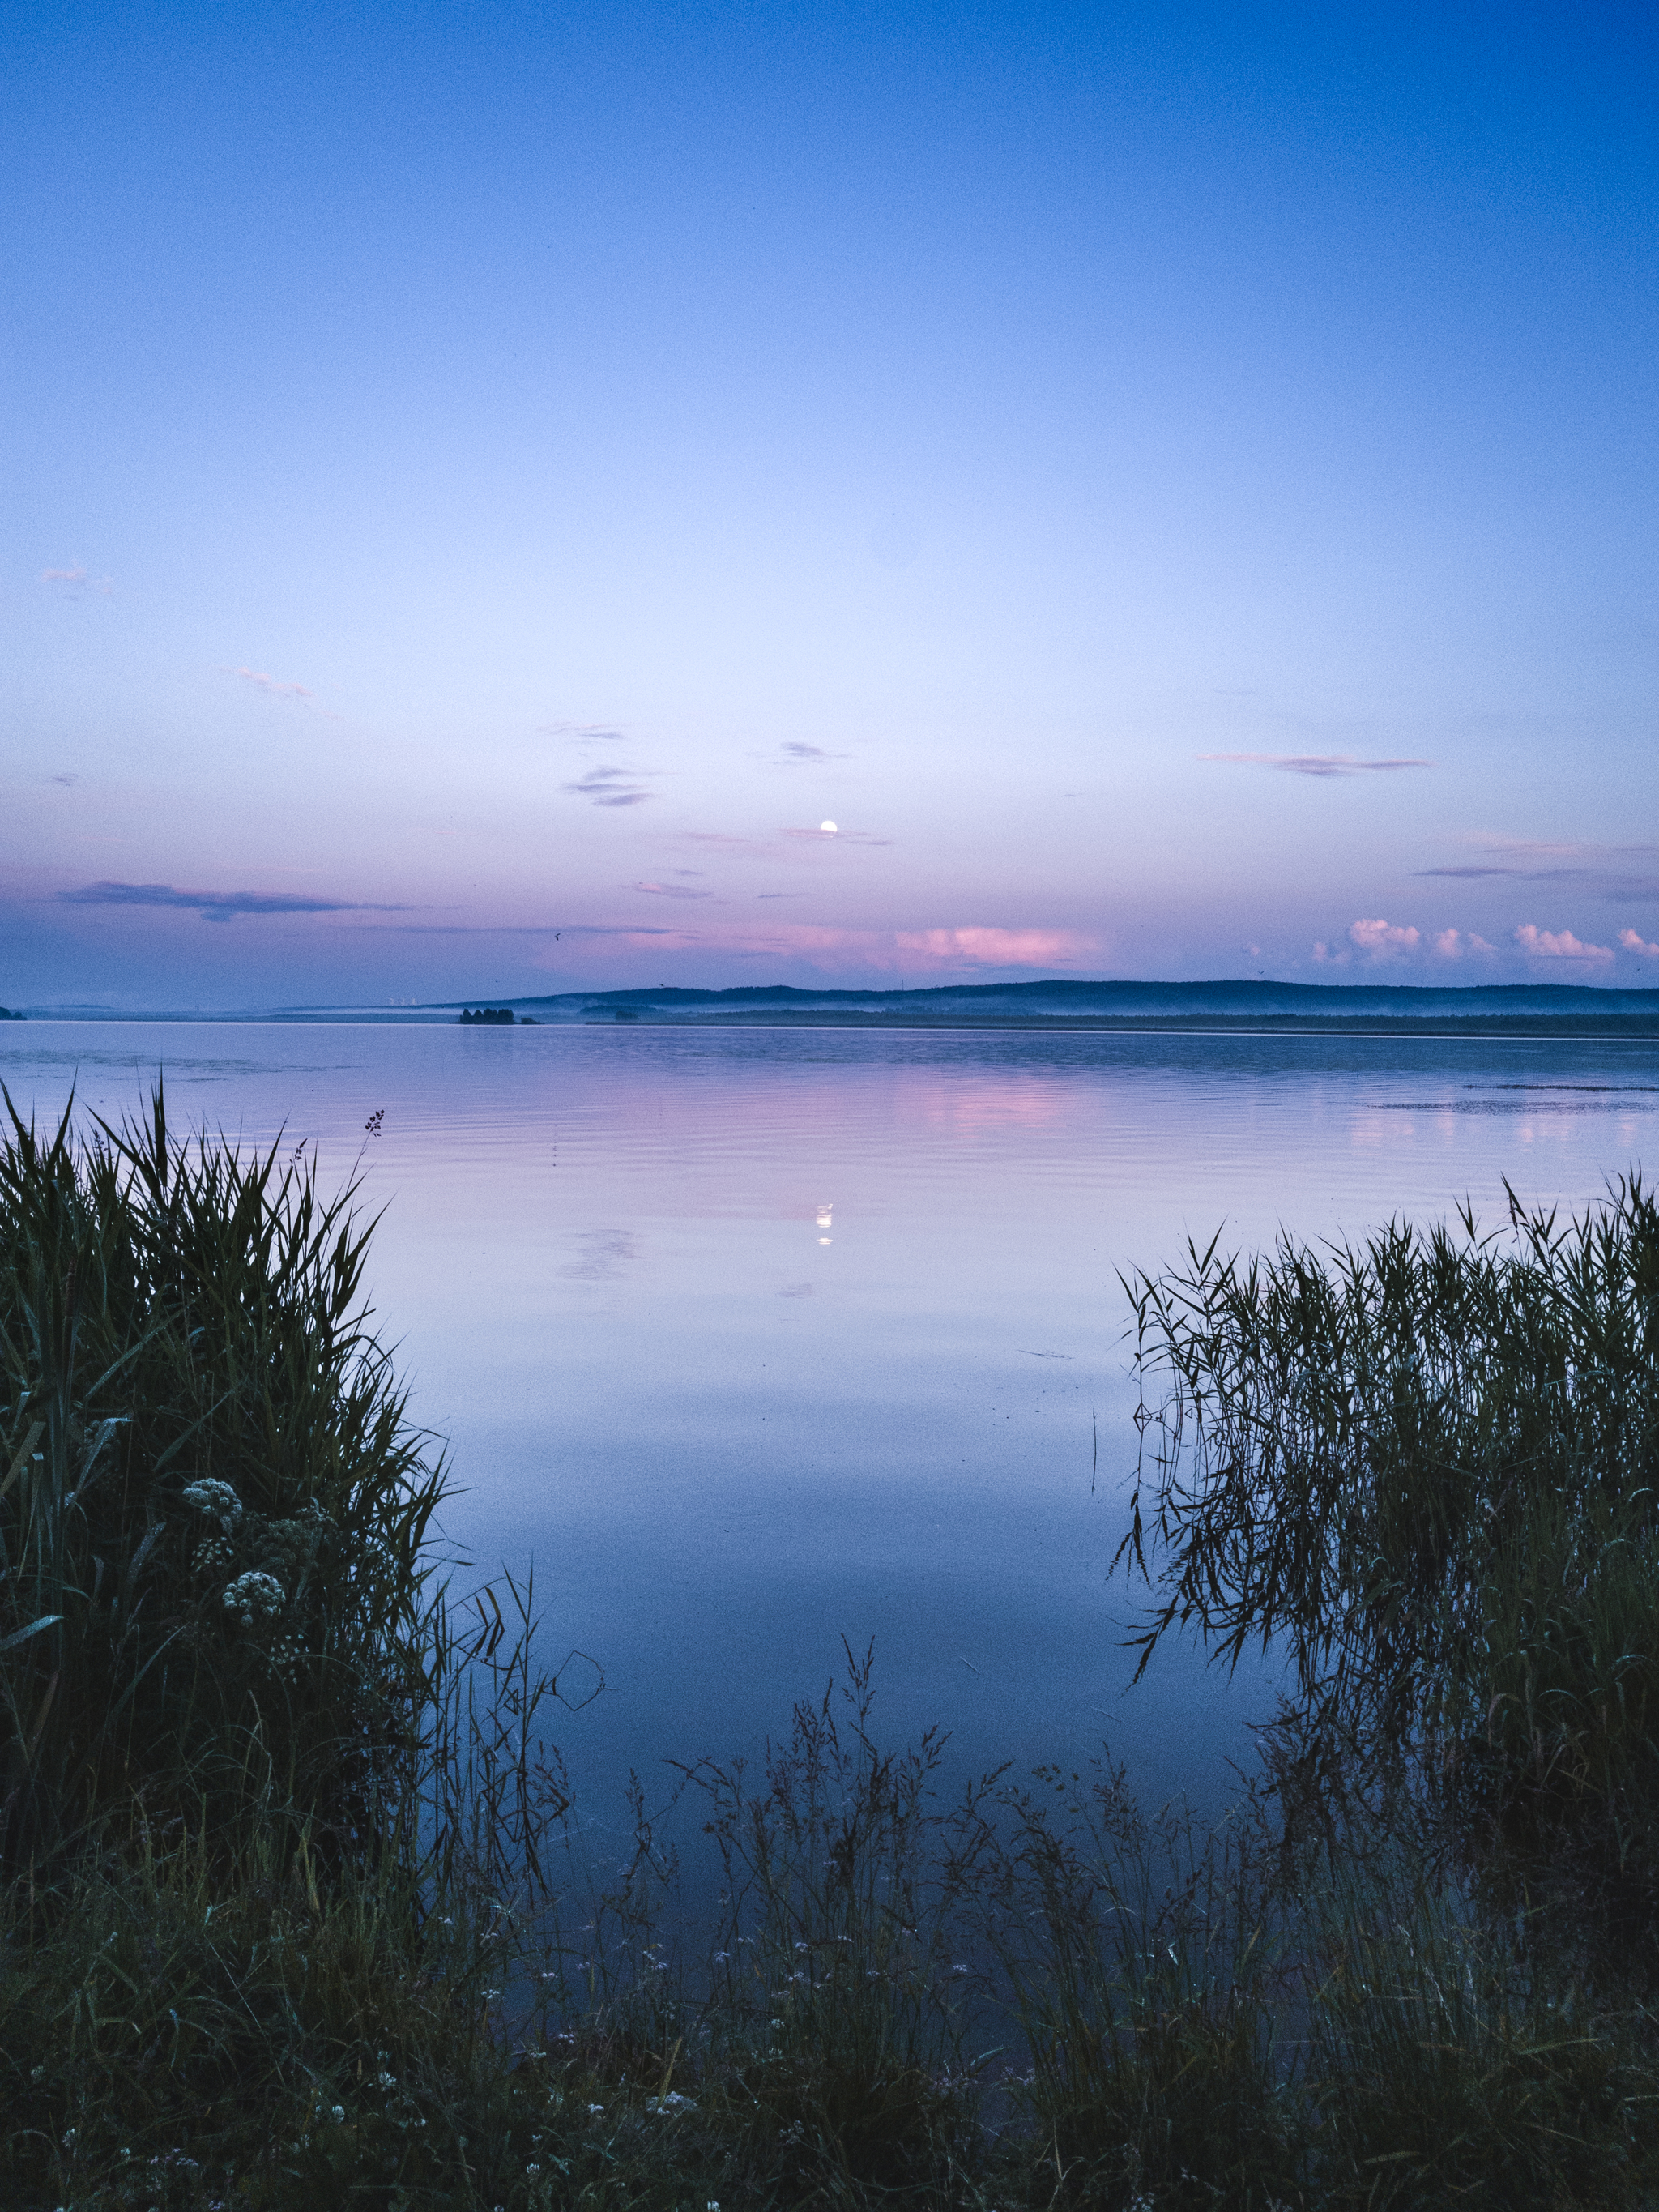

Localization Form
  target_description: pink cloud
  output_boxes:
[1434,928,1461,956]
[42,565,87,584]
[1618,928,1659,959]
[1514,924,1613,965]
[1348,917,1420,956]
[893,926,1090,968]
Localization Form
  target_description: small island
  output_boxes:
[458,1006,518,1025]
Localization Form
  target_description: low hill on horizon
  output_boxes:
[499,976,1659,1023]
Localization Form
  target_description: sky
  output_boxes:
[3,0,1657,1007]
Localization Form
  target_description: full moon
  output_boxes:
[820,820,838,833]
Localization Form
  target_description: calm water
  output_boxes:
[7,1020,1657,1843]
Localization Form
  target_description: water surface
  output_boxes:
[8,1019,1657,1842]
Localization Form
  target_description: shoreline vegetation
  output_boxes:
[567,1011,1659,1037]
[5,1095,1659,2206]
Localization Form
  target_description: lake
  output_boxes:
[6,1018,1657,1852]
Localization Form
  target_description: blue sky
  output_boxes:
[4,1,1656,1005]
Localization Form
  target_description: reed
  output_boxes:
[1118,1175,1659,1954]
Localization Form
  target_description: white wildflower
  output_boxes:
[182,1479,241,1522]
[223,1569,284,1627]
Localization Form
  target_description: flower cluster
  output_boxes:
[224,1569,286,1629]
[183,1482,338,1671]
[181,1478,242,1525]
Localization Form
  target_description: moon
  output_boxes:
[820,819,838,833]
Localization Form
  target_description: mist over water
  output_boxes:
[6,1019,1657,1851]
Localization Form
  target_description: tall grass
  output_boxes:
[1118,1175,1659,1950]
[0,1089,463,1873]
[4,1104,1658,2207]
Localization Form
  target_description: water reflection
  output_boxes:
[5,1018,1656,1844]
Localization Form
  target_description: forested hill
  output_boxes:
[501,979,1659,1028]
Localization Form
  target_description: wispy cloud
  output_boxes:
[237,666,313,702]
[629,880,713,900]
[58,881,409,925]
[682,831,775,855]
[673,824,892,859]
[775,741,847,763]
[554,722,655,806]
[563,766,652,807]
[1514,923,1614,966]
[42,564,113,597]
[49,771,77,788]
[1418,838,1659,902]
[1201,753,1433,777]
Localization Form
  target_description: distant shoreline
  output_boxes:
[11,1010,1659,1042]
[12,976,1659,1038]
[584,1010,1659,1040]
